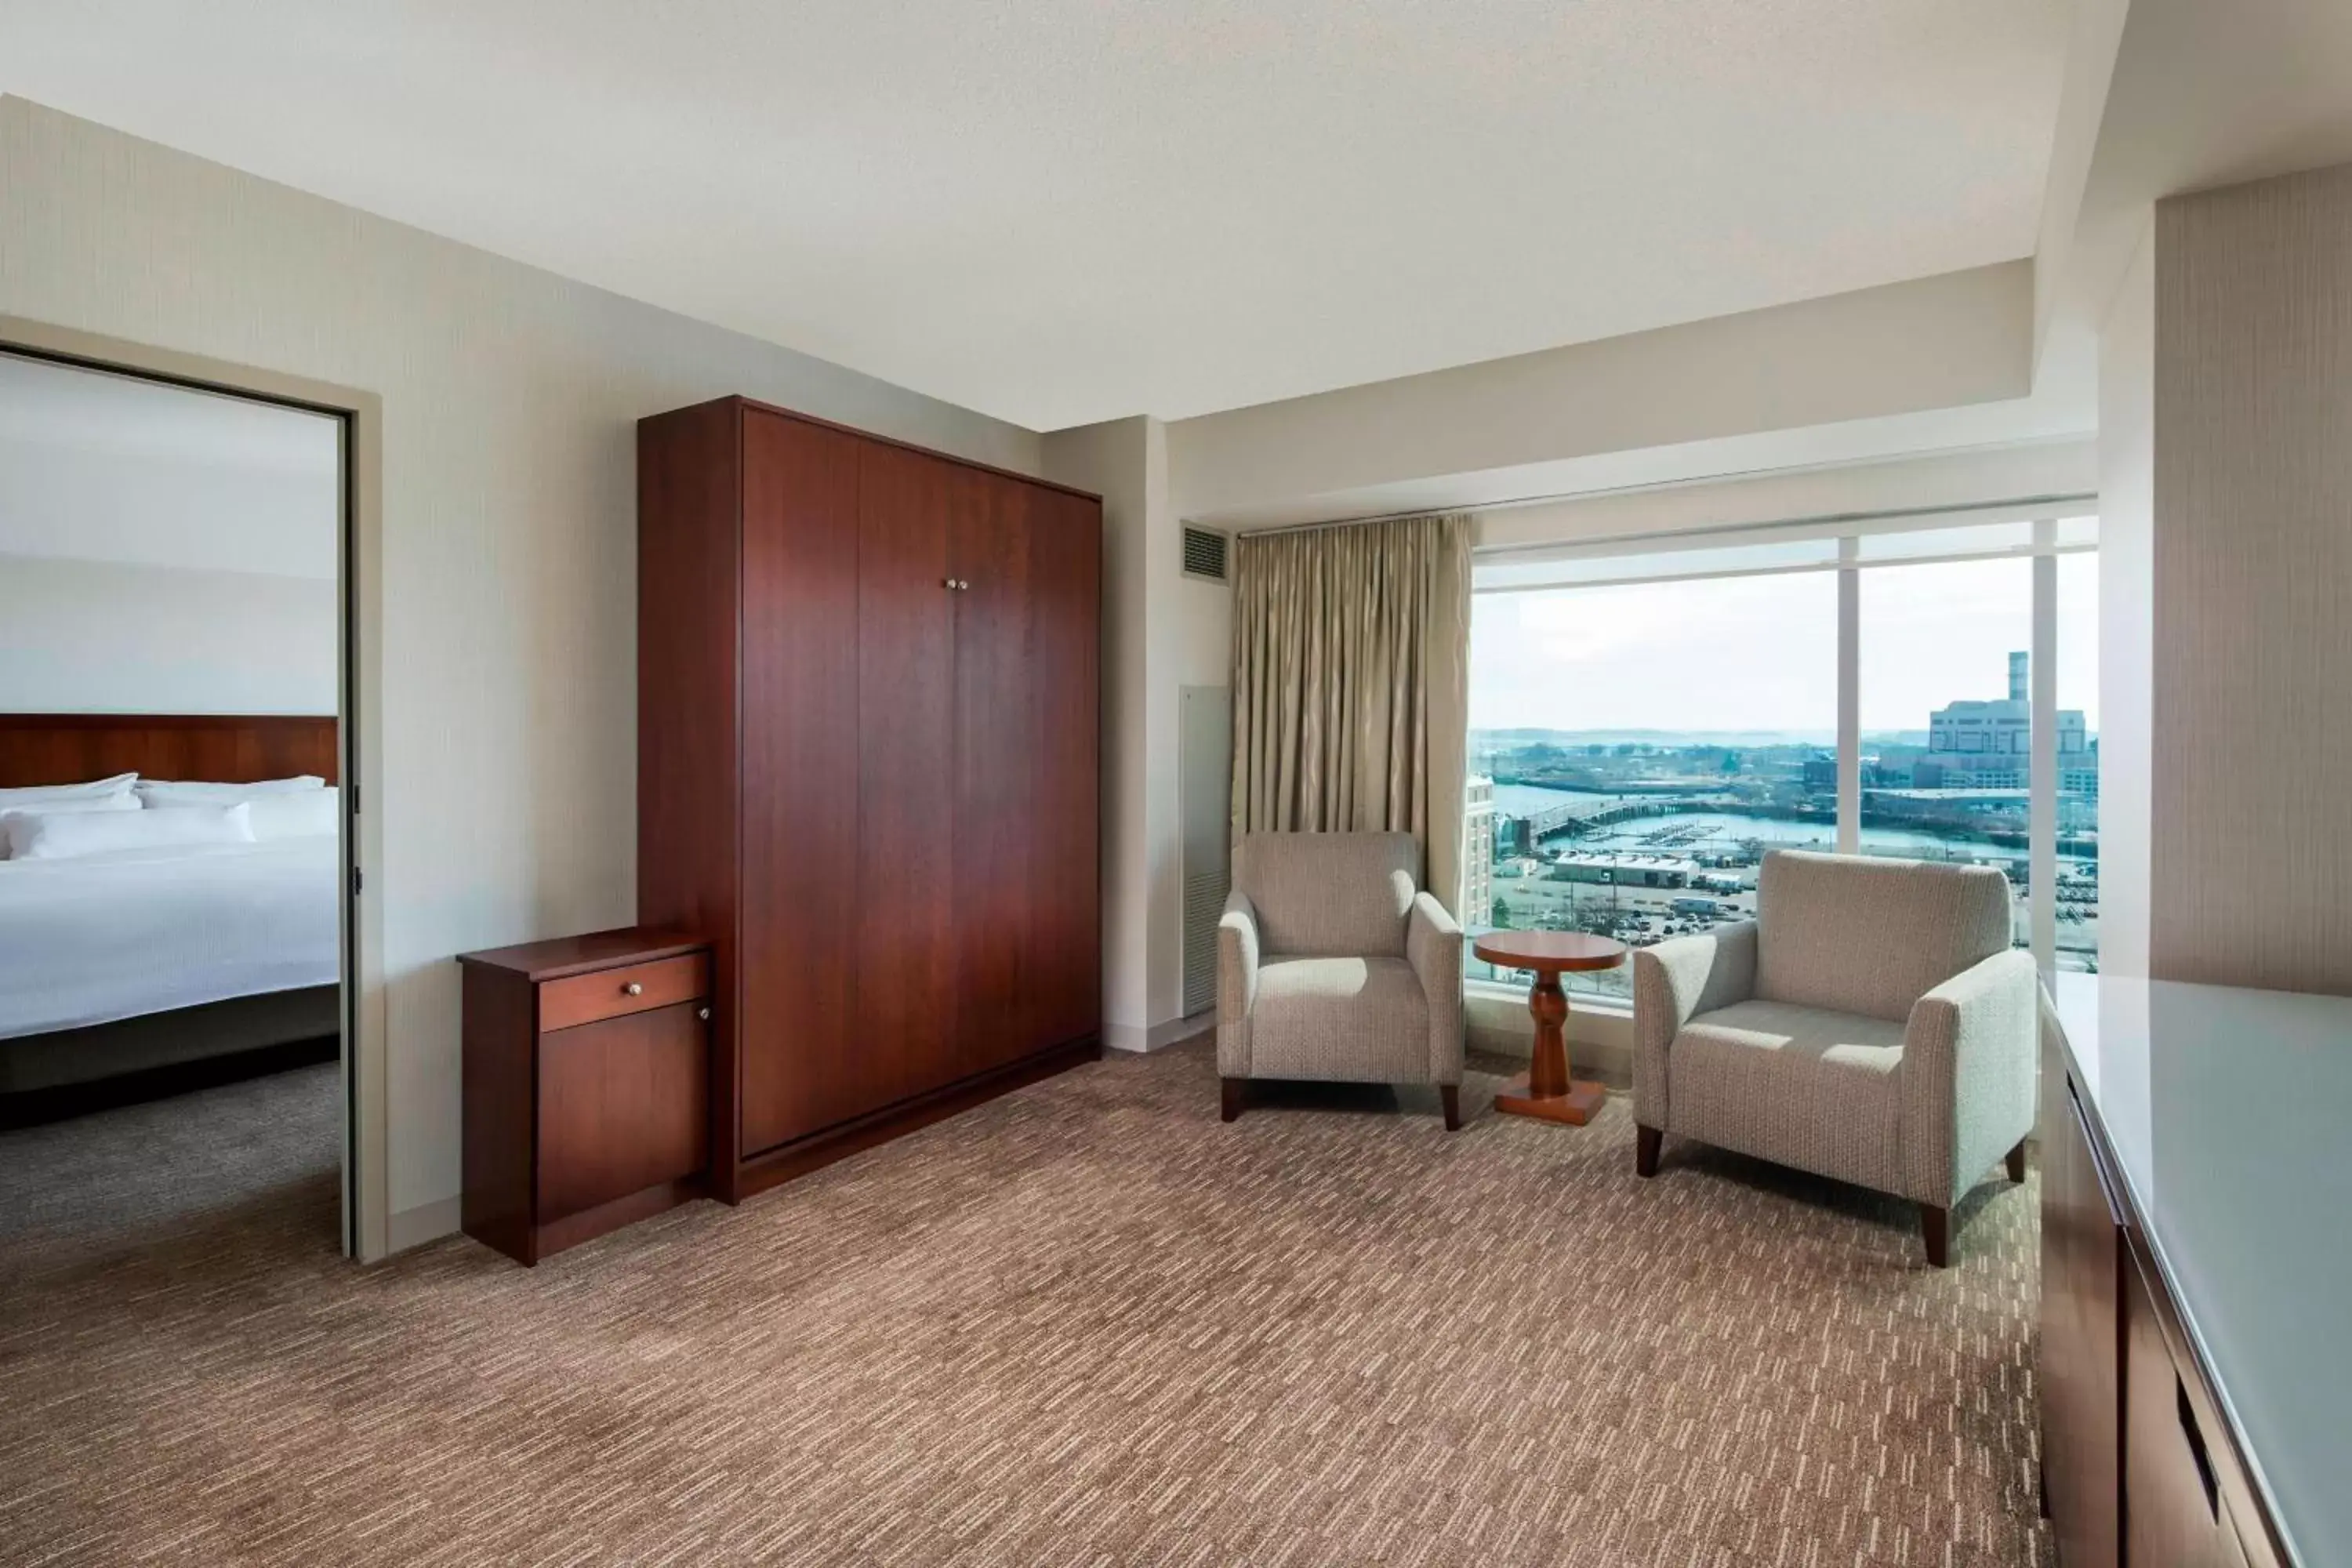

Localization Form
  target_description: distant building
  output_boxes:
[1802,753,1837,791]
[1919,651,2094,793]
[1549,851,1699,889]
[1463,776,1496,922]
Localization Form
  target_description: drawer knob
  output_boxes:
[622,982,644,996]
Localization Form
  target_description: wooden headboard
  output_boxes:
[0,714,339,789]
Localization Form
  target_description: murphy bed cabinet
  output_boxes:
[637,396,1102,1203]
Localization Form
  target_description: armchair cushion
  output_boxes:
[1668,1000,1908,1196]
[1232,831,1417,958]
[1755,851,2013,1022]
[1249,956,1428,1083]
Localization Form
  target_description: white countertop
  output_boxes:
[2050,973,2352,1568]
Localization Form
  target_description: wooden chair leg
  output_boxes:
[2005,1138,2027,1183]
[1920,1203,1951,1268]
[1439,1084,1461,1131]
[1220,1077,1245,1123]
[1635,1125,1662,1178]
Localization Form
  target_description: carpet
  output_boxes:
[0,1044,2048,1566]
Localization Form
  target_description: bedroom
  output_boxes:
[0,347,347,1238]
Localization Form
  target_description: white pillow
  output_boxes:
[0,771,138,808]
[4,802,255,862]
[246,786,339,842]
[0,793,142,822]
[136,775,327,807]
[0,794,145,859]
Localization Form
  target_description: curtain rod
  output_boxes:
[1228,508,1474,540]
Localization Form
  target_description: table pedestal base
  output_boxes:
[1494,1073,1607,1127]
[1491,964,1612,1128]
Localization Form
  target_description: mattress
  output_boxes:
[0,837,339,1040]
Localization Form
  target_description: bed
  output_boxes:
[0,714,342,1112]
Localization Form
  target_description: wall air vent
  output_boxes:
[1181,524,1229,584]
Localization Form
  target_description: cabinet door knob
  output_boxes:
[697,1006,711,1022]
[622,982,643,996]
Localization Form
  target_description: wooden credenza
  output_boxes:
[2040,978,2325,1567]
[637,396,1102,1203]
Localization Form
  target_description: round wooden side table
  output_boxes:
[1472,931,1628,1126]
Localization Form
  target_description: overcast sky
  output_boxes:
[1469,553,2099,737]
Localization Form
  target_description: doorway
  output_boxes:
[0,318,380,1258]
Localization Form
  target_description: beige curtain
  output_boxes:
[1229,513,1472,914]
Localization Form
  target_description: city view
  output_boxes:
[1465,555,2099,998]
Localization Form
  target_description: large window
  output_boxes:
[1468,572,1834,1001]
[1466,513,2098,998]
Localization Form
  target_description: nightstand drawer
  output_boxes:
[539,953,708,1032]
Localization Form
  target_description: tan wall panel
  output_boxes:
[2151,162,2352,993]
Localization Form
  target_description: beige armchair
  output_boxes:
[1217,831,1465,1129]
[1633,850,2038,1266]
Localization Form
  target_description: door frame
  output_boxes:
[0,312,389,1261]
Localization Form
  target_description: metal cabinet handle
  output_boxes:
[697,1006,711,1022]
[622,982,643,996]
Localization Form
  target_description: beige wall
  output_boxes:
[1043,416,1230,1047]
[2094,220,2157,978]
[0,97,1041,1237]
[1473,439,2097,556]
[0,554,337,714]
[1040,417,1159,1046]
[1145,471,1231,1031]
[2146,162,2352,993]
[1167,261,2037,524]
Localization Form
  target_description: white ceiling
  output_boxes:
[1,0,2070,431]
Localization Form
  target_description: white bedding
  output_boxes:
[0,837,339,1040]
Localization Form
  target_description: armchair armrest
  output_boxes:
[1900,948,2039,1206]
[1630,920,1757,1129]
[1217,889,1260,1023]
[1406,891,1465,1083]
[1216,889,1261,1078]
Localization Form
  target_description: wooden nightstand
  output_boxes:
[459,927,713,1265]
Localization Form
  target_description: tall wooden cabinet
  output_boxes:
[638,397,1101,1202]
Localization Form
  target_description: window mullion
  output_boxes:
[2031,519,2059,974]
[1838,539,1859,855]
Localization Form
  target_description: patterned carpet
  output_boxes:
[0,1043,2048,1566]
